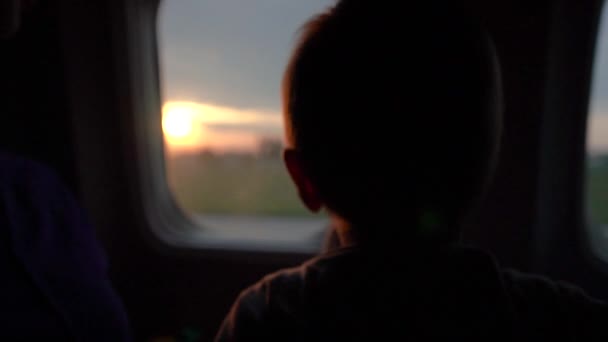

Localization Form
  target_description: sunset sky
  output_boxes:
[161,101,282,153]
[158,0,608,155]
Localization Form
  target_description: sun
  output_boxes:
[161,102,208,152]
[162,105,195,139]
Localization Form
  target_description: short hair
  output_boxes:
[283,0,502,241]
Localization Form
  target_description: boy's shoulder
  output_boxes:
[235,246,358,310]
[500,268,607,338]
[215,247,361,341]
[233,245,608,317]
[216,245,608,341]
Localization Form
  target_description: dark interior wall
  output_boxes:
[0,1,78,191]
[461,0,554,271]
[464,0,608,301]
[534,0,608,299]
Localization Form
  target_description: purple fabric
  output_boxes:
[0,154,131,341]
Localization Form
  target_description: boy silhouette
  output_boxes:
[215,1,607,340]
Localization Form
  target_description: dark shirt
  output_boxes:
[216,244,608,341]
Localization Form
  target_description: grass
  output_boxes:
[166,153,313,216]
[588,156,608,225]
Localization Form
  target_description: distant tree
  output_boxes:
[258,138,283,159]
[198,148,217,160]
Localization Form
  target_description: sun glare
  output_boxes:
[162,102,205,152]
[163,105,195,139]
[162,101,283,153]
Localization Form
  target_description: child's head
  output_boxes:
[283,0,502,242]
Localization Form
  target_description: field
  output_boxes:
[166,153,313,217]
[588,156,608,225]
[166,153,608,224]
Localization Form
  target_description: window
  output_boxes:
[157,1,333,251]
[587,7,608,259]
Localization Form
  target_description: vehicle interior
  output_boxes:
[1,0,607,340]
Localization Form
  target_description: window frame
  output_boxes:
[110,0,327,256]
[586,2,608,262]
[533,0,608,291]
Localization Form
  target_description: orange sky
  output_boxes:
[162,101,282,154]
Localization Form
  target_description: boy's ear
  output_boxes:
[283,149,323,213]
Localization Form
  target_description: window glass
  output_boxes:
[158,1,333,248]
[587,8,608,257]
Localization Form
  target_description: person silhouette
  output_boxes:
[215,1,608,340]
